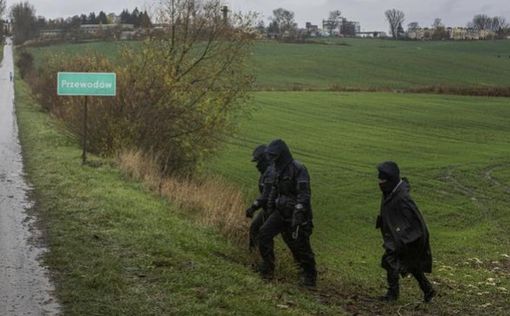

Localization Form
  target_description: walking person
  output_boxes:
[245,144,273,251]
[256,139,317,287]
[376,161,436,302]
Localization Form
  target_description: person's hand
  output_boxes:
[245,206,256,218]
[291,204,305,228]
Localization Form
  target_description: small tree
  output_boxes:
[326,10,341,35]
[0,0,6,41]
[385,9,405,39]
[10,1,37,44]
[270,8,297,39]
[98,11,108,24]
[407,22,419,32]
[432,18,448,40]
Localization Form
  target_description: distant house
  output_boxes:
[356,31,386,38]
[305,22,319,37]
[322,18,360,37]
[39,29,65,39]
[449,27,468,40]
[407,29,426,40]
[1,20,12,35]
[80,23,134,35]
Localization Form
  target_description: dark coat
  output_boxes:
[376,180,432,273]
[266,139,312,222]
[254,165,274,212]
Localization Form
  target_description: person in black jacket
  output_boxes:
[376,161,436,302]
[256,139,317,287]
[245,144,273,251]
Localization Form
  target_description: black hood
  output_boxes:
[252,144,270,174]
[377,161,400,182]
[266,139,293,172]
[377,161,401,197]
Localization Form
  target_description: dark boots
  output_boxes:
[380,270,436,303]
[300,270,317,288]
[379,273,399,302]
[413,271,436,303]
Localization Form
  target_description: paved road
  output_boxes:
[0,39,60,315]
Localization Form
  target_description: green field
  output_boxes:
[206,91,510,314]
[22,39,510,314]
[30,39,510,90]
[15,74,340,315]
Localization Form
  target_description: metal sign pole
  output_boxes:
[82,96,88,165]
[57,72,116,165]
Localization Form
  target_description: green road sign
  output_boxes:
[57,72,116,96]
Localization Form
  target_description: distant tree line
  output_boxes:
[8,2,152,45]
[119,8,152,28]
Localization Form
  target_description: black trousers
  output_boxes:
[258,211,316,277]
[249,211,266,250]
[382,250,432,295]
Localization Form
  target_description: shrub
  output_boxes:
[28,0,255,176]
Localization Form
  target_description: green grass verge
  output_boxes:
[29,39,510,90]
[15,72,343,314]
[207,91,510,314]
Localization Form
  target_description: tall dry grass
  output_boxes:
[118,150,249,243]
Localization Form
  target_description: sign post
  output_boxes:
[57,72,116,165]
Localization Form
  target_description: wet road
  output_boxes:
[0,39,60,315]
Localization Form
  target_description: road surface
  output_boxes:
[0,39,60,315]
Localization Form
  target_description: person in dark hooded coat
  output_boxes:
[256,139,317,287]
[376,161,436,302]
[245,145,274,251]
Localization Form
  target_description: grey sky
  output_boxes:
[4,0,510,32]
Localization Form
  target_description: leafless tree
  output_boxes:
[407,22,419,32]
[10,1,37,44]
[491,16,508,32]
[326,10,342,35]
[270,8,297,38]
[0,0,6,17]
[432,18,443,29]
[471,14,492,30]
[469,14,508,35]
[385,9,405,39]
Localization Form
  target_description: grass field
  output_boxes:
[29,38,510,90]
[15,74,342,315]
[206,91,510,314]
[21,39,510,314]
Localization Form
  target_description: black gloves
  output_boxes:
[246,200,261,218]
[245,205,256,218]
[291,203,305,228]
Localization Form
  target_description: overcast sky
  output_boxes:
[4,0,510,31]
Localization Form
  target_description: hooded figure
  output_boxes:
[245,145,274,250]
[376,161,435,302]
[255,139,317,287]
[265,139,294,172]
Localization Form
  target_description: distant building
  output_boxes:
[39,29,65,39]
[343,21,360,35]
[1,20,12,35]
[356,31,387,38]
[305,22,319,37]
[408,26,496,41]
[80,23,134,35]
[322,18,360,37]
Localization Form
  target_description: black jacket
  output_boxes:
[377,180,432,273]
[266,139,313,222]
[254,166,274,211]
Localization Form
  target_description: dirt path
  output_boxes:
[0,39,60,315]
